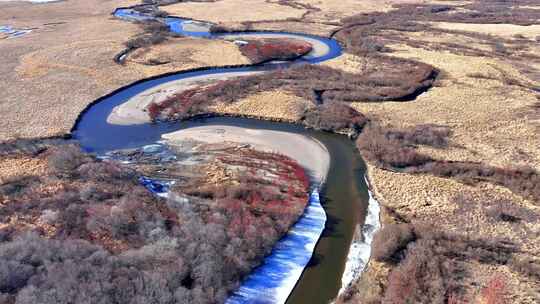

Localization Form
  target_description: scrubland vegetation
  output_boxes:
[238,38,312,64]
[124,20,180,50]
[146,59,434,133]
[357,122,540,202]
[334,1,540,82]
[359,223,520,303]
[0,142,310,304]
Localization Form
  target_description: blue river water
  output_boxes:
[72,6,362,304]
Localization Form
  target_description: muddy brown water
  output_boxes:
[286,128,369,304]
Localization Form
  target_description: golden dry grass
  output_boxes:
[125,37,250,77]
[0,0,250,140]
[209,90,312,121]
[162,0,306,23]
[431,22,540,39]
[0,156,47,184]
[299,0,393,23]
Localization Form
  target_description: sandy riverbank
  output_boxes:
[162,125,330,184]
[106,71,262,125]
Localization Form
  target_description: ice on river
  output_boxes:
[0,25,32,38]
[226,189,326,304]
[338,177,381,295]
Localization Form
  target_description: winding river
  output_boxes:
[72,6,380,304]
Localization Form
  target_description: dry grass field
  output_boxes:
[0,0,249,140]
[162,0,306,23]
[329,7,540,303]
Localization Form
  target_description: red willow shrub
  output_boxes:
[278,156,310,189]
[147,87,200,121]
[238,38,313,64]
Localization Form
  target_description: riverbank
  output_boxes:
[3,0,539,303]
[107,71,259,125]
[162,125,330,184]
[338,176,381,296]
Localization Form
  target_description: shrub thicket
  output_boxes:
[379,225,517,304]
[303,102,368,133]
[148,60,436,125]
[0,144,311,304]
[357,123,540,202]
[238,38,312,64]
[371,223,415,263]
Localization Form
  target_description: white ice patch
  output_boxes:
[226,188,326,304]
[0,25,32,39]
[338,176,381,295]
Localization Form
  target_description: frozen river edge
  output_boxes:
[226,189,326,304]
[338,176,381,296]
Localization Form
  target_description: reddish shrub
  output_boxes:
[383,239,446,304]
[481,275,507,304]
[357,123,434,168]
[47,145,90,174]
[238,38,313,64]
[385,124,451,148]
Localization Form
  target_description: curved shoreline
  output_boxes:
[161,125,330,183]
[338,176,381,295]
[71,6,378,304]
[162,125,331,304]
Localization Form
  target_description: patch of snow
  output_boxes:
[0,25,32,39]
[338,176,381,295]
